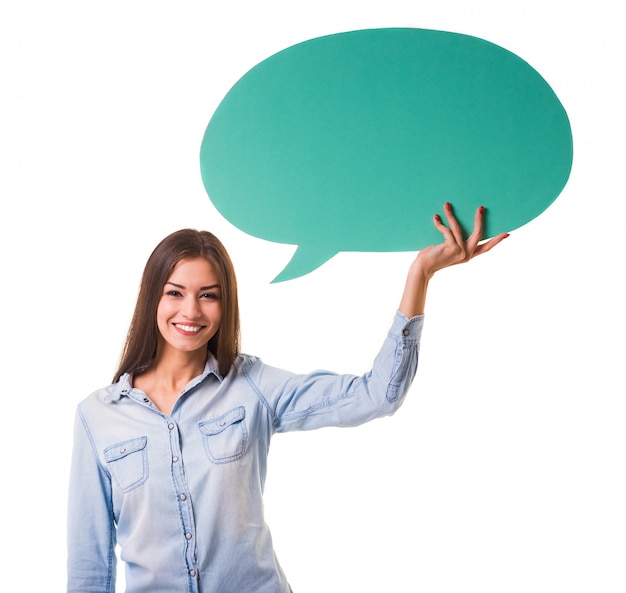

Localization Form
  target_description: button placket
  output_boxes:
[165,418,198,584]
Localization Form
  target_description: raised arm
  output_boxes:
[399,202,509,317]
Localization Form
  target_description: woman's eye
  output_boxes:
[201,292,219,300]
[166,290,182,297]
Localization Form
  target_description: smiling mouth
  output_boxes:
[174,323,204,333]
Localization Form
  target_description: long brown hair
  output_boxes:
[113,229,240,382]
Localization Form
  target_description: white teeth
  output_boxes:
[175,324,202,333]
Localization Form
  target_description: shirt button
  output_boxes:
[189,569,197,577]
[120,447,126,454]
[168,423,175,430]
[185,532,192,540]
[143,397,150,403]
[172,456,179,463]
[402,329,410,336]
[179,493,187,501]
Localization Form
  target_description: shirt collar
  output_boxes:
[104,353,224,403]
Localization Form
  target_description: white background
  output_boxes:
[1,0,624,591]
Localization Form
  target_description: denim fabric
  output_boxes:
[67,312,423,593]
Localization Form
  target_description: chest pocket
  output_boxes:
[198,406,248,464]
[104,436,148,492]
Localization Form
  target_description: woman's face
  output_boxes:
[156,257,222,357]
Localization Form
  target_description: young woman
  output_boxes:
[67,203,508,593]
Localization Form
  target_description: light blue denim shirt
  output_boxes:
[67,312,423,593]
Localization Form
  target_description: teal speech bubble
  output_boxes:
[200,28,573,282]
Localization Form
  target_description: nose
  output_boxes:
[182,296,201,319]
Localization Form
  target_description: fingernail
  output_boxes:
[434,213,441,222]
[445,202,452,211]
[479,205,485,214]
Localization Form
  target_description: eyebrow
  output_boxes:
[166,282,221,291]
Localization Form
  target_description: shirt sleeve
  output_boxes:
[67,407,118,593]
[246,311,423,433]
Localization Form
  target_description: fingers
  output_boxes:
[443,202,465,249]
[473,232,510,257]
[466,205,485,254]
[433,212,453,239]
[432,212,460,254]
[435,202,509,261]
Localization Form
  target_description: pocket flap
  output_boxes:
[198,406,245,436]
[104,436,148,462]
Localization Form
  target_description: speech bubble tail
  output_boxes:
[271,246,337,283]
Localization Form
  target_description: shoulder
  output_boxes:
[229,352,264,379]
[228,352,296,389]
[76,375,131,416]
[233,352,259,369]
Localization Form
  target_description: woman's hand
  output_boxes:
[416,202,509,277]
[399,202,509,317]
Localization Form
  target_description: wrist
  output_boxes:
[409,258,435,284]
[399,260,431,318]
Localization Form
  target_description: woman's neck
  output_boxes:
[133,346,207,412]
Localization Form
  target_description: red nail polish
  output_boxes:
[445,202,451,210]
[479,205,485,214]
[434,213,441,222]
